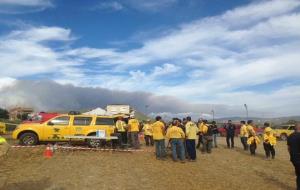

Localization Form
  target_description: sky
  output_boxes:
[0,0,300,119]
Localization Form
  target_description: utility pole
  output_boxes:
[211,110,215,121]
[244,104,248,120]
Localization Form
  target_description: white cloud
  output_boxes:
[92,1,124,11]
[0,26,80,78]
[0,0,300,117]
[124,0,178,12]
[0,77,16,90]
[0,0,53,14]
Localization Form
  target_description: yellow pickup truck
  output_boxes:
[12,114,117,147]
[273,124,295,141]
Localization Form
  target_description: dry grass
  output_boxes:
[0,135,296,190]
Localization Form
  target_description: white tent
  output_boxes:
[83,107,107,115]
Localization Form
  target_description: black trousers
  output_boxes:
[196,134,203,149]
[263,142,275,158]
[249,143,257,155]
[240,137,248,150]
[292,162,300,190]
[226,135,234,148]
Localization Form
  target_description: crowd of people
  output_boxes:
[115,116,300,189]
[114,116,280,162]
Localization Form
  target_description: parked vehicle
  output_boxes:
[273,124,295,141]
[218,124,263,137]
[13,114,117,147]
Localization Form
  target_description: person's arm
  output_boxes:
[185,125,190,137]
[180,128,185,139]
[128,120,132,131]
[166,128,170,139]
[287,138,291,154]
[161,123,166,135]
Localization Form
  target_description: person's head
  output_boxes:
[264,122,270,128]
[118,116,123,120]
[203,120,208,124]
[186,116,192,121]
[295,123,300,132]
[156,116,162,121]
[228,120,232,124]
[247,120,253,125]
[212,121,216,125]
[240,120,245,125]
[146,119,151,123]
[130,116,135,119]
[172,120,178,126]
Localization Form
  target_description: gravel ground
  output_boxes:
[0,135,296,190]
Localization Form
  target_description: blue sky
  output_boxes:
[0,0,300,117]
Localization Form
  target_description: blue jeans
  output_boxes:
[212,134,218,147]
[171,139,185,161]
[154,139,165,158]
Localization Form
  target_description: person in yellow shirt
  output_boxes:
[128,116,140,149]
[185,116,199,161]
[166,120,185,162]
[152,116,166,160]
[201,120,213,153]
[0,122,6,134]
[263,122,276,160]
[196,119,204,149]
[246,120,256,135]
[115,116,128,148]
[240,121,249,151]
[247,133,260,156]
[142,119,153,146]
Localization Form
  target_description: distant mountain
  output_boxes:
[215,115,300,125]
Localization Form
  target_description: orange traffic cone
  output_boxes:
[44,144,53,158]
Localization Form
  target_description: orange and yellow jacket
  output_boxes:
[247,136,260,145]
[263,133,276,146]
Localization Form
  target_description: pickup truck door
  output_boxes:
[43,116,71,141]
[69,116,93,136]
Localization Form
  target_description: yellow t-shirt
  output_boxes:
[152,121,165,140]
[240,125,249,137]
[128,119,139,132]
[202,124,208,134]
[246,124,256,135]
[185,121,199,139]
[166,126,185,139]
[115,120,126,132]
[198,122,204,133]
[143,124,153,136]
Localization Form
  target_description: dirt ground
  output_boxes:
[0,135,296,190]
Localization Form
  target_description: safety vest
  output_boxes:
[115,120,127,132]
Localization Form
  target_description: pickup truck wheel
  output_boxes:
[19,133,38,146]
[280,133,287,141]
[87,139,102,148]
